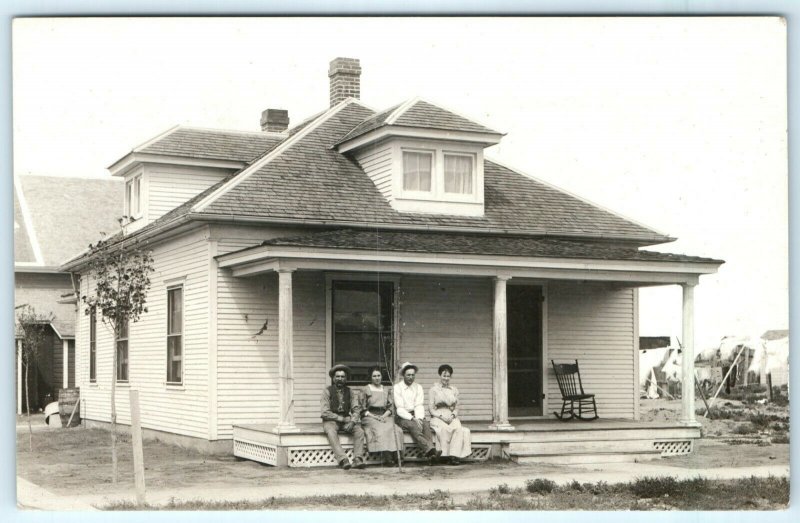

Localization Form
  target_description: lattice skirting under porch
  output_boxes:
[653,440,693,456]
[234,438,490,468]
[288,444,490,468]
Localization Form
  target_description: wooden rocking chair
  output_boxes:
[551,359,598,421]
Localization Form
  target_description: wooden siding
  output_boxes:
[353,143,394,202]
[75,228,210,439]
[546,282,637,419]
[146,164,229,223]
[398,276,494,421]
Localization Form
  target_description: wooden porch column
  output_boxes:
[17,339,23,415]
[680,283,699,425]
[490,276,514,431]
[63,339,70,389]
[274,269,298,433]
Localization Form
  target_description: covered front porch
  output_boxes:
[216,230,720,467]
[232,418,700,468]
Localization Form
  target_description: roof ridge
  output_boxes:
[385,97,420,125]
[131,125,181,153]
[177,125,287,138]
[404,97,502,135]
[192,98,373,213]
[484,155,672,242]
[14,176,45,266]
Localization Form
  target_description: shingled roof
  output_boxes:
[336,98,500,145]
[63,99,678,270]
[16,175,123,268]
[253,229,723,264]
[131,126,284,164]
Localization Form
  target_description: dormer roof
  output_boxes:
[335,98,503,149]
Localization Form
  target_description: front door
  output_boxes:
[507,284,544,417]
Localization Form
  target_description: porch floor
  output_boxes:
[233,418,701,468]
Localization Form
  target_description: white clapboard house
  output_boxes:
[62,58,723,467]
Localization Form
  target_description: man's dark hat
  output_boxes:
[438,364,454,376]
[329,364,352,378]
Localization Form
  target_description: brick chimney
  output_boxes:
[328,57,361,107]
[260,109,290,132]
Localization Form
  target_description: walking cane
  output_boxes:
[379,335,403,473]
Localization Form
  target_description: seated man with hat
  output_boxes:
[393,362,441,461]
[321,364,367,470]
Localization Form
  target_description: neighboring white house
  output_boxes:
[62,58,723,458]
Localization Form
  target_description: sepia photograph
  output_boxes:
[12,16,789,511]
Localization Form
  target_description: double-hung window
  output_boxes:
[166,286,183,384]
[89,308,97,382]
[125,175,142,218]
[444,153,474,194]
[331,280,394,384]
[116,319,129,382]
[402,151,433,192]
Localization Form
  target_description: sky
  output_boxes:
[11,17,788,350]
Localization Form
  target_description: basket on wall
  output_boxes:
[58,388,80,428]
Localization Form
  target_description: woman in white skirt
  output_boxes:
[428,364,472,465]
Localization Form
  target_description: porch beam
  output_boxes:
[680,283,699,426]
[63,339,69,389]
[490,276,514,431]
[231,258,702,285]
[17,339,23,415]
[274,269,299,433]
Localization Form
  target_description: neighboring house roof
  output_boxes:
[761,330,789,341]
[336,98,499,145]
[15,175,124,269]
[133,126,284,164]
[248,229,723,264]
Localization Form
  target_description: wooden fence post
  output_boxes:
[129,390,146,505]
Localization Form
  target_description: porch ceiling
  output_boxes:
[217,230,722,285]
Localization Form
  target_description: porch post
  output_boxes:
[490,276,514,431]
[63,339,69,389]
[274,269,298,433]
[680,283,699,425]
[17,339,23,415]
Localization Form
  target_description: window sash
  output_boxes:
[331,280,394,385]
[89,309,97,382]
[402,151,433,192]
[444,154,474,194]
[116,319,129,382]
[167,286,183,383]
[133,176,141,215]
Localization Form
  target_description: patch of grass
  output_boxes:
[722,439,762,446]
[420,489,454,511]
[489,483,512,495]
[525,478,556,494]
[770,434,789,444]
[732,423,759,435]
[628,476,709,499]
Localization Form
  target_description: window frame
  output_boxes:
[395,141,481,204]
[401,149,435,194]
[325,273,399,386]
[116,318,129,383]
[166,285,184,385]
[125,174,143,220]
[89,307,97,383]
[443,151,477,196]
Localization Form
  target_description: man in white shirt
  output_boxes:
[393,362,440,460]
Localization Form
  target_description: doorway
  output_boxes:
[507,284,544,417]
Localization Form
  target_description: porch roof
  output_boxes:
[217,229,723,285]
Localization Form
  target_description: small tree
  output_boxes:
[16,305,54,452]
[81,228,154,483]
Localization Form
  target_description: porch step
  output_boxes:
[508,438,658,456]
[511,450,663,465]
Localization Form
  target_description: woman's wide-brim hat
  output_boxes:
[399,361,418,375]
[328,364,352,378]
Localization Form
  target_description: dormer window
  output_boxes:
[444,153,474,194]
[125,174,142,219]
[402,150,433,192]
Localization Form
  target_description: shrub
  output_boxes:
[732,423,759,435]
[629,476,709,499]
[770,434,789,444]
[490,483,512,495]
[525,478,556,494]
[567,480,585,492]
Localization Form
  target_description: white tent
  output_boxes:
[748,335,790,387]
